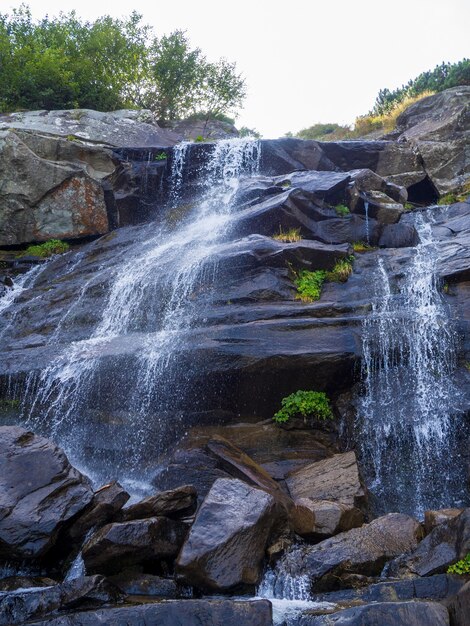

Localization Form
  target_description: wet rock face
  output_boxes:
[0,426,93,560]
[176,478,276,591]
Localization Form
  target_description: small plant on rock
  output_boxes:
[353,241,377,253]
[273,390,333,424]
[327,257,354,282]
[21,240,70,258]
[273,227,302,243]
[335,204,350,217]
[447,553,470,575]
[438,193,458,206]
[294,269,327,301]
[154,151,167,161]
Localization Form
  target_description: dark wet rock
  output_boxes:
[0,575,124,625]
[26,598,273,626]
[447,580,470,626]
[259,138,336,175]
[292,498,364,539]
[388,508,470,578]
[348,168,408,204]
[273,170,351,204]
[313,573,465,605]
[277,513,422,591]
[66,481,130,541]
[0,577,57,592]
[82,517,188,575]
[108,572,191,598]
[286,451,367,511]
[351,190,405,224]
[0,426,93,560]
[205,436,293,514]
[298,601,449,625]
[176,478,276,591]
[424,508,464,535]
[120,485,197,522]
[378,222,420,248]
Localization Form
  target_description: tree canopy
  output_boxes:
[0,6,246,122]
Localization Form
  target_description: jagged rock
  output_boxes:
[388,508,470,578]
[205,436,293,514]
[351,190,405,224]
[273,170,351,204]
[292,498,364,539]
[82,517,188,575]
[0,426,93,560]
[0,130,111,245]
[0,109,181,147]
[176,478,276,591]
[109,572,191,598]
[378,223,420,248]
[25,599,273,626]
[286,451,367,510]
[0,575,124,625]
[119,485,197,522]
[298,601,450,625]
[424,508,464,535]
[348,168,408,204]
[67,481,130,541]
[277,513,422,591]
[447,580,470,626]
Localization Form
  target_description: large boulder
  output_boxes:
[0,426,93,560]
[25,599,273,626]
[176,478,276,591]
[286,451,366,510]
[0,109,182,147]
[82,517,188,575]
[0,130,112,245]
[119,485,197,522]
[389,508,470,578]
[297,601,450,626]
[275,513,422,591]
[447,580,470,626]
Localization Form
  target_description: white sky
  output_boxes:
[6,0,470,138]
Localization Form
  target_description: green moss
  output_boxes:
[438,193,458,206]
[335,204,350,217]
[21,239,70,258]
[273,390,333,424]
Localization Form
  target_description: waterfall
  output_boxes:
[357,209,467,516]
[21,139,261,489]
[364,201,370,244]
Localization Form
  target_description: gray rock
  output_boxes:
[108,572,191,598]
[292,498,364,539]
[26,599,273,626]
[378,223,420,248]
[424,508,464,535]
[286,451,367,510]
[388,508,470,578]
[276,513,421,591]
[82,517,188,575]
[447,580,470,626]
[176,478,276,590]
[298,600,449,625]
[120,485,197,522]
[0,426,93,560]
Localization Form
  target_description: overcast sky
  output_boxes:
[7,0,470,138]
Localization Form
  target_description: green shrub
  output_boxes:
[194,135,206,142]
[273,390,333,424]
[438,193,458,205]
[22,239,70,258]
[335,204,350,217]
[447,553,470,575]
[154,151,167,160]
[294,269,327,302]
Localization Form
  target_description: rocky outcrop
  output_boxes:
[276,513,422,591]
[448,580,470,626]
[119,485,197,522]
[82,517,188,575]
[176,478,276,591]
[0,426,93,561]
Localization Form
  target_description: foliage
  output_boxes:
[239,126,261,138]
[335,204,350,217]
[0,398,20,409]
[273,390,333,424]
[293,257,353,301]
[447,553,470,575]
[0,7,246,122]
[273,227,302,242]
[353,241,377,253]
[292,123,352,142]
[327,257,354,282]
[438,193,458,205]
[154,151,167,161]
[22,239,70,257]
[194,135,206,143]
[294,269,327,301]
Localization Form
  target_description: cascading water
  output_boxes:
[20,139,261,490]
[357,208,467,516]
